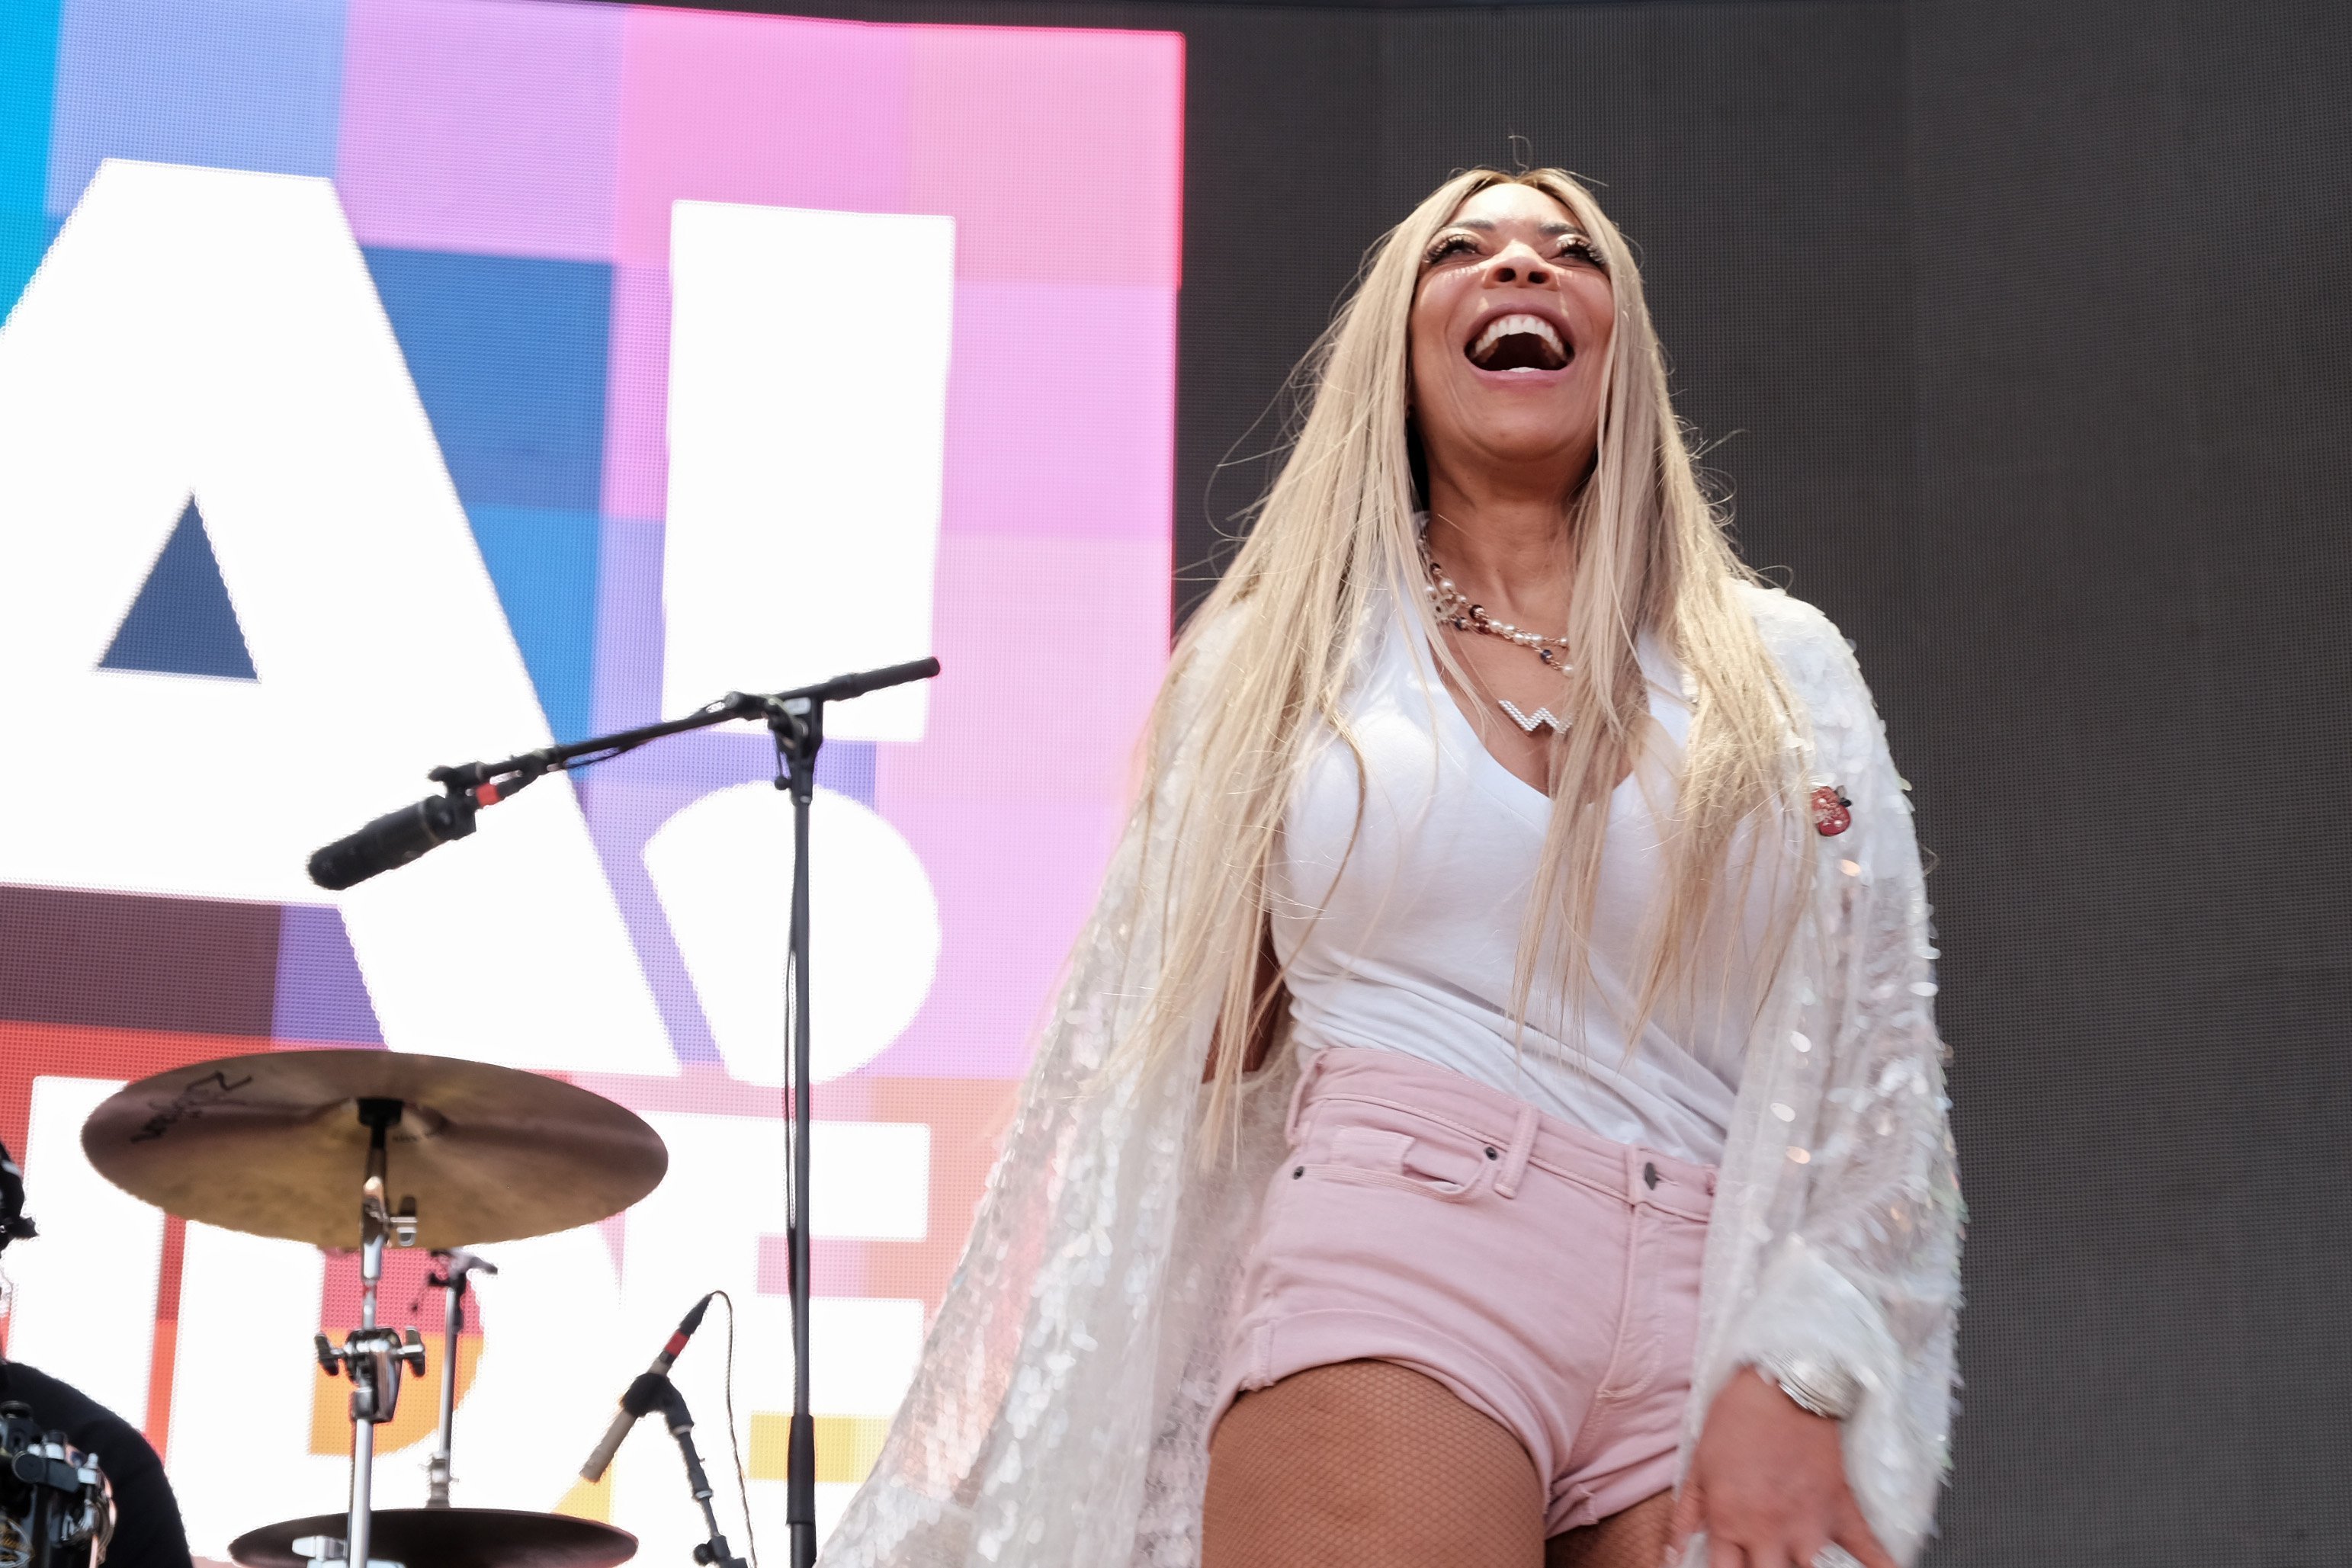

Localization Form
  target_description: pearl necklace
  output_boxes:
[1420,552,1574,670]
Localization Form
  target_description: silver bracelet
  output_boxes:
[1751,1351,1863,1421]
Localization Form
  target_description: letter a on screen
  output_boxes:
[0,159,672,1075]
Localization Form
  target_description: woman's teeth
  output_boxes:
[1467,313,1570,371]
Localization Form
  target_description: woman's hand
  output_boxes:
[1668,1368,1895,1568]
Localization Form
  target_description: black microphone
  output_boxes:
[307,793,479,891]
[580,1293,716,1483]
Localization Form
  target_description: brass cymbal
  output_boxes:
[229,1508,637,1568]
[82,1050,666,1249]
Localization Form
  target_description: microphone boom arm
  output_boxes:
[436,656,944,803]
[306,656,942,892]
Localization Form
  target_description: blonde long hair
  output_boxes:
[1135,167,1811,1134]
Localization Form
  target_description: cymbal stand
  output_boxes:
[424,1249,496,1508]
[310,1099,424,1568]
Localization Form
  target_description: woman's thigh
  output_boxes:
[1542,1489,1674,1568]
[1202,1359,1547,1568]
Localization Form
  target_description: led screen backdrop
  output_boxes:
[0,0,1182,1558]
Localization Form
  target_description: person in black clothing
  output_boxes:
[1,1139,194,1568]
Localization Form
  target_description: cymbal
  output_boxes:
[82,1050,666,1249]
[229,1508,637,1568]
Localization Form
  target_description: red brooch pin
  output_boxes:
[1811,784,1853,837]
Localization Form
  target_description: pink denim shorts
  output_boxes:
[1213,1047,1717,1536]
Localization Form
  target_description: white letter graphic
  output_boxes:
[0,160,672,1075]
[662,202,952,742]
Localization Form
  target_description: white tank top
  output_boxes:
[1269,603,1772,1166]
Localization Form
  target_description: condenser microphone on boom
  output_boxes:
[579,1292,717,1483]
[306,792,479,891]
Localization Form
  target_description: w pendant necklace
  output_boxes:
[1420,549,1574,734]
[1496,698,1565,736]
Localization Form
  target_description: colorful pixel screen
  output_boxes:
[0,0,1181,1558]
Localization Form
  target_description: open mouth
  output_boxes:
[1465,313,1571,373]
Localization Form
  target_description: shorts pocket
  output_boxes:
[1330,1124,1413,1175]
[1308,1104,1490,1199]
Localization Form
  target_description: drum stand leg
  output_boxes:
[310,1099,422,1568]
[425,1261,464,1508]
[349,1388,378,1568]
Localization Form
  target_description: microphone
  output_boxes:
[579,1293,716,1483]
[307,792,479,891]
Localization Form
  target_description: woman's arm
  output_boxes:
[1677,609,1963,1566]
[1203,920,1287,1082]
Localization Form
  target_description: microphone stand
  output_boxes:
[349,657,936,1568]
[621,1373,747,1568]
[768,696,821,1568]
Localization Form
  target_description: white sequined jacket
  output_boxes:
[824,582,1962,1567]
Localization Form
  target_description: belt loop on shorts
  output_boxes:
[1285,1047,1327,1144]
[1493,1102,1539,1199]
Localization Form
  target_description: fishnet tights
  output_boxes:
[1202,1361,1673,1568]
[1547,1492,1674,1568]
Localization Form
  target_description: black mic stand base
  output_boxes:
[786,1408,816,1568]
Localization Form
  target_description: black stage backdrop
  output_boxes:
[642,2,2342,1560]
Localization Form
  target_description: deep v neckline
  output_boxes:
[1404,614,1677,819]
[1406,615,1560,813]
